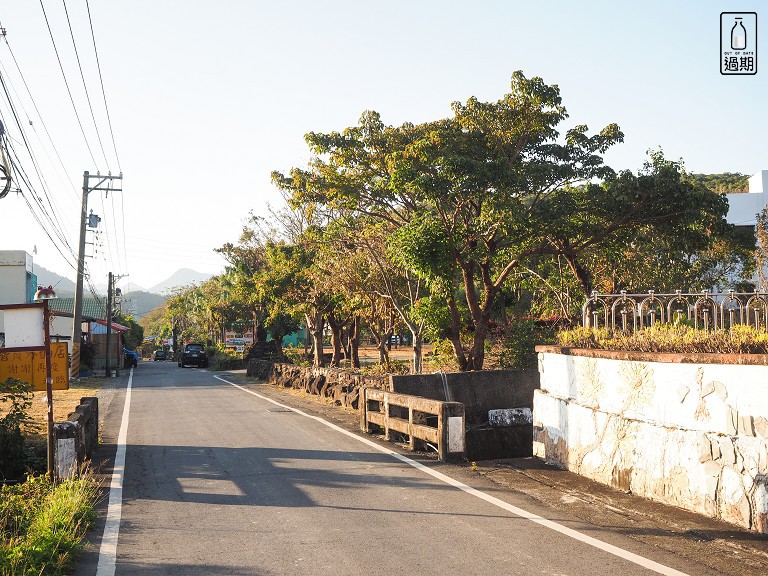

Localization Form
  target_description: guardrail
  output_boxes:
[360,387,465,461]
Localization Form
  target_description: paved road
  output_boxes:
[75,361,739,575]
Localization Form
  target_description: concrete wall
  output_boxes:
[391,369,539,460]
[390,369,539,423]
[533,346,768,533]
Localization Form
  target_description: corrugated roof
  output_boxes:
[49,297,107,319]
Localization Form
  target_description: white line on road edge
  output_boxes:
[95,368,134,576]
[216,376,690,576]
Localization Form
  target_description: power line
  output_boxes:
[1,36,80,202]
[61,0,110,171]
[0,81,77,254]
[38,0,98,168]
[85,0,121,173]
[0,68,77,254]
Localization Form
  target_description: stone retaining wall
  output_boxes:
[247,360,386,410]
[533,346,768,533]
[54,396,98,478]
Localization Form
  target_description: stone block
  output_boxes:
[703,461,721,498]
[726,407,739,436]
[698,434,712,463]
[719,438,736,465]
[701,381,716,397]
[488,407,532,427]
[714,381,728,402]
[712,440,722,461]
[755,417,768,440]
[739,415,756,437]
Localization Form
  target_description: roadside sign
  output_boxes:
[0,341,69,391]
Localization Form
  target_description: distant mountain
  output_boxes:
[28,264,209,320]
[149,268,214,294]
[31,264,76,297]
[119,290,167,320]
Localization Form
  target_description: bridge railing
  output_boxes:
[582,290,768,332]
[360,388,465,461]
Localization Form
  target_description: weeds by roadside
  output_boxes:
[0,470,99,576]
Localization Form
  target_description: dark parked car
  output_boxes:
[124,348,139,368]
[179,343,208,368]
[153,349,167,361]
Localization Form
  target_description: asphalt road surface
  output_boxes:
[73,361,758,575]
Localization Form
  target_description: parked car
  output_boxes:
[153,349,167,361]
[124,348,139,368]
[179,343,208,368]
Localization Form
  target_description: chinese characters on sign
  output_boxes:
[0,342,69,391]
[721,12,758,75]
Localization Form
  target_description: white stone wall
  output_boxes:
[533,351,768,532]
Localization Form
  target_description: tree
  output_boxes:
[535,152,752,298]
[276,72,622,370]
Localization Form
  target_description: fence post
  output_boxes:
[439,402,465,461]
[359,387,369,433]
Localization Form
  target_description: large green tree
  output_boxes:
[276,72,622,370]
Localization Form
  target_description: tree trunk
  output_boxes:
[446,292,468,371]
[349,316,360,369]
[465,317,489,371]
[305,310,325,367]
[411,330,423,374]
[327,313,345,367]
[562,251,594,298]
[460,262,498,371]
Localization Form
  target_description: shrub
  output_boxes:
[0,379,34,483]
[209,347,245,371]
[0,471,99,575]
[485,320,556,370]
[556,324,768,354]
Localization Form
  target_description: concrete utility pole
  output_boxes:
[105,271,113,377]
[71,171,122,379]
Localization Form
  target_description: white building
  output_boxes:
[0,250,37,334]
[726,170,768,227]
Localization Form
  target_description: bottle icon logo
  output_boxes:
[721,12,758,75]
[731,18,747,50]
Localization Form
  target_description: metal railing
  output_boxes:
[582,290,768,332]
[360,388,465,461]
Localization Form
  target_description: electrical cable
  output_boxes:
[2,36,80,201]
[61,0,109,171]
[85,0,121,173]
[38,0,99,168]
[0,68,78,252]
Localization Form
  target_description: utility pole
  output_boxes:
[105,272,113,377]
[71,171,122,379]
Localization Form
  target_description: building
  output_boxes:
[725,170,768,228]
[0,250,37,334]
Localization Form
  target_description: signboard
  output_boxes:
[225,327,254,353]
[0,342,69,391]
[3,306,44,347]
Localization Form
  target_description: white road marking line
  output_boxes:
[96,368,133,576]
[216,375,690,576]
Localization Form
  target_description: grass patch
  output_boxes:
[0,471,99,575]
[557,324,768,354]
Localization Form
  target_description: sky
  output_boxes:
[0,0,766,295]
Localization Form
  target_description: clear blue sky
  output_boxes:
[0,0,765,292]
